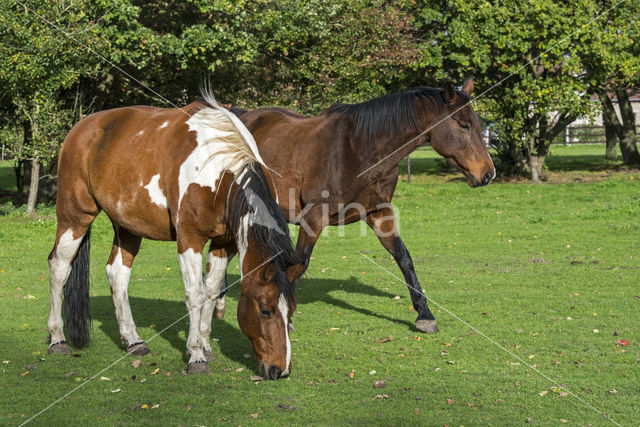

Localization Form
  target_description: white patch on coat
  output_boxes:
[278,294,291,376]
[236,213,250,270]
[136,130,144,136]
[177,103,265,221]
[143,174,167,208]
[158,121,169,129]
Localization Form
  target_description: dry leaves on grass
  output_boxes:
[374,380,387,389]
[131,359,142,368]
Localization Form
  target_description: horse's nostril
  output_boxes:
[482,171,493,185]
[268,365,282,380]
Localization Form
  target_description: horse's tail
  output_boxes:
[64,227,92,348]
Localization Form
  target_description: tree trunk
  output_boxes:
[26,157,39,216]
[601,107,619,160]
[616,89,640,166]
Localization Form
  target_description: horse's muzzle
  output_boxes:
[260,363,288,380]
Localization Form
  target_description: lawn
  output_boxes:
[1,146,639,425]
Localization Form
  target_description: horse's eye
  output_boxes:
[260,308,272,319]
[460,122,470,131]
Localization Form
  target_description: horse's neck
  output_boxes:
[358,121,434,179]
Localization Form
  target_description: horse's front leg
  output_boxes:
[177,236,210,374]
[365,206,438,333]
[200,243,236,361]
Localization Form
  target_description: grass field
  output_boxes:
[1,146,639,425]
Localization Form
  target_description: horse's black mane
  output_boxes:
[227,165,299,301]
[328,87,467,143]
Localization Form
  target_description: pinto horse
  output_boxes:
[47,96,303,378]
[216,78,495,333]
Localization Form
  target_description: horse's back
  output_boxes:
[58,106,194,240]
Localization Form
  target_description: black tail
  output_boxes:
[63,227,91,348]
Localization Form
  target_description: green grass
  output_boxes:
[1,149,639,425]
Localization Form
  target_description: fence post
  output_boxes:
[406,155,411,183]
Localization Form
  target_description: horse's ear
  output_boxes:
[286,263,305,283]
[262,263,276,283]
[443,82,456,105]
[461,77,474,96]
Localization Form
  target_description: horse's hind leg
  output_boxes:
[105,225,148,355]
[200,244,236,361]
[48,220,95,353]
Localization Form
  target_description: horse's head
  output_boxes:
[237,255,304,380]
[430,78,496,187]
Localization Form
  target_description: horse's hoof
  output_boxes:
[288,322,295,333]
[127,342,151,356]
[416,319,438,333]
[204,350,216,362]
[48,342,71,354]
[187,360,211,375]
[213,307,226,319]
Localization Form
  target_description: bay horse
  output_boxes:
[47,95,303,378]
[214,78,495,333]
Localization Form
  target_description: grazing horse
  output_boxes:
[47,95,303,378]
[215,78,495,333]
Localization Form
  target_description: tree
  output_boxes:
[414,0,596,181]
[579,0,640,166]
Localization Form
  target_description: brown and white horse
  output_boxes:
[217,78,495,333]
[47,95,303,377]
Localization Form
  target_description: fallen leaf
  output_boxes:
[374,380,387,389]
[593,329,599,333]
[373,394,389,400]
[467,403,475,407]
[2,361,9,365]
[414,408,419,415]
[163,371,171,376]
[369,370,376,375]
[131,359,142,368]
[393,295,401,300]
[236,367,244,373]
[20,371,29,376]
[539,390,548,396]
[329,327,340,331]
[100,376,111,381]
[151,404,159,409]
[151,368,159,375]
[250,414,259,418]
[609,389,618,394]
[446,399,455,405]
[141,404,149,409]
[346,370,355,378]
[110,388,121,393]
[559,392,569,397]
[63,371,76,377]
[249,376,263,381]
[617,339,629,347]
[560,419,568,424]
[379,335,393,343]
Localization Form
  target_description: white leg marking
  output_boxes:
[48,229,84,345]
[178,248,206,363]
[279,294,291,376]
[200,254,228,351]
[143,174,168,208]
[106,248,142,346]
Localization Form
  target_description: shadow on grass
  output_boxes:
[90,274,408,372]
